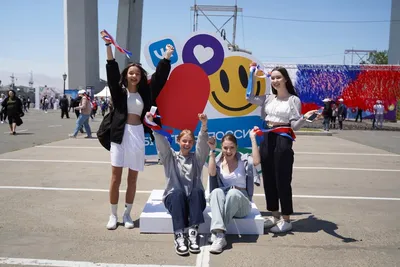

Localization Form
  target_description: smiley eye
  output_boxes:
[238,65,248,89]
[220,70,230,93]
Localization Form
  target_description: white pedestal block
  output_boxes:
[139,190,264,235]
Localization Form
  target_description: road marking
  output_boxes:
[295,152,400,157]
[3,129,28,134]
[196,235,210,267]
[35,147,400,156]
[1,186,399,201]
[0,159,399,172]
[36,145,102,149]
[256,193,400,201]
[0,257,191,267]
[0,186,151,193]
[294,166,400,172]
[48,125,62,128]
[0,159,109,164]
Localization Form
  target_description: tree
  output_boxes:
[366,50,388,65]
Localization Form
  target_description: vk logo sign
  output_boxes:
[148,38,178,67]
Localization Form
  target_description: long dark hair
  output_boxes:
[8,89,16,99]
[119,63,148,91]
[119,63,150,114]
[271,67,298,97]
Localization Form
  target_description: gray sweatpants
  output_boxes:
[209,188,251,232]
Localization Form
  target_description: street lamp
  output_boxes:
[62,73,67,95]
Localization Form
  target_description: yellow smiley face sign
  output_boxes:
[208,56,266,116]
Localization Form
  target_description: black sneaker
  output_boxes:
[174,233,189,256]
[188,228,200,253]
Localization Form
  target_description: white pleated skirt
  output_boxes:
[110,124,145,171]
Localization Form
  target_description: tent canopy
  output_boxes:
[95,86,110,98]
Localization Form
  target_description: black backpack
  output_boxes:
[97,110,114,151]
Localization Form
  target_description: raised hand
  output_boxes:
[100,30,111,44]
[165,44,175,60]
[250,126,259,139]
[198,113,208,124]
[207,137,216,150]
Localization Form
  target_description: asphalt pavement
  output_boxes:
[0,109,399,267]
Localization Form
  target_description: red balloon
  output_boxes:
[156,63,210,131]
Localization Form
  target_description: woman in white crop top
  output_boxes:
[101,33,174,231]
[247,66,318,234]
[207,131,261,254]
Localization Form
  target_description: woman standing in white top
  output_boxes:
[207,131,261,254]
[246,66,317,233]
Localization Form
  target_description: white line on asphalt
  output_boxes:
[1,158,399,172]
[196,235,210,267]
[294,166,400,172]
[0,257,192,267]
[1,186,399,201]
[36,145,102,149]
[0,186,150,193]
[255,193,400,201]
[48,125,62,128]
[34,147,400,157]
[0,159,109,164]
[3,129,28,134]
[295,152,400,157]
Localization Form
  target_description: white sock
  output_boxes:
[124,203,132,216]
[174,229,184,235]
[111,204,118,216]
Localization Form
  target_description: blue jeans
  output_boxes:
[73,114,91,137]
[323,117,330,131]
[164,188,206,232]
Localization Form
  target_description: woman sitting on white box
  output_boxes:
[145,111,210,256]
[207,129,261,254]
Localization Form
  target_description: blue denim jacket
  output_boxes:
[209,152,260,201]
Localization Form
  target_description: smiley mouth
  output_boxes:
[211,81,261,111]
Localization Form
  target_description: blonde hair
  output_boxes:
[177,129,195,142]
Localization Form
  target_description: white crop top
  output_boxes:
[127,91,144,115]
[265,97,291,123]
[218,160,247,188]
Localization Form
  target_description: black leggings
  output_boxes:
[259,132,294,215]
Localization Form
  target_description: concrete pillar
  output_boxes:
[64,0,100,92]
[388,0,400,64]
[115,0,144,68]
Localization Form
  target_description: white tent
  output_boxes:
[95,86,110,98]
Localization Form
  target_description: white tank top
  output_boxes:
[127,91,143,116]
[265,97,291,123]
[218,160,247,188]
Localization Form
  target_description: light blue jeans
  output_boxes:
[209,188,251,232]
[73,114,91,137]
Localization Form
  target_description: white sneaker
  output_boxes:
[270,220,292,233]
[208,233,216,244]
[188,228,200,253]
[209,233,227,254]
[106,215,118,230]
[123,214,134,229]
[264,216,279,228]
[174,233,189,256]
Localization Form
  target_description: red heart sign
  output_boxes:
[156,63,210,131]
